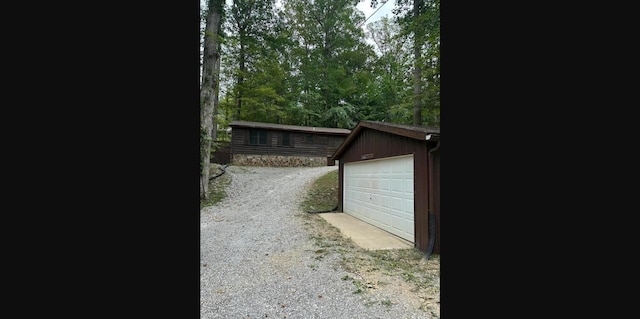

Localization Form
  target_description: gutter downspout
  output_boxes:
[425,136,440,259]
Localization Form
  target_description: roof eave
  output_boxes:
[331,123,364,160]
[229,121,350,135]
[331,121,440,161]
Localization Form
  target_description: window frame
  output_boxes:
[281,132,291,147]
[249,129,268,145]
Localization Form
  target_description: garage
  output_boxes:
[343,155,415,242]
[330,120,440,255]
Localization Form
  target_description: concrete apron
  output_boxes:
[318,212,413,250]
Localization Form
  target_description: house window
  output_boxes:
[281,132,291,146]
[249,129,268,145]
[304,134,314,143]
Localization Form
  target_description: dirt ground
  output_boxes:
[300,212,440,317]
[204,164,440,317]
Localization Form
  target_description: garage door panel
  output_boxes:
[380,195,390,208]
[404,199,414,212]
[391,179,404,192]
[391,216,403,228]
[344,155,414,243]
[370,194,379,205]
[404,180,414,195]
[379,179,390,191]
[390,197,403,211]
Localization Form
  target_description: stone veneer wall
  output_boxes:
[232,154,328,167]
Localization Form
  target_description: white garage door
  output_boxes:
[343,154,414,242]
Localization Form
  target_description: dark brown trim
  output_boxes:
[331,120,440,161]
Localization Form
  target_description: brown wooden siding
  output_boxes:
[231,128,346,158]
[211,141,231,164]
[336,127,439,254]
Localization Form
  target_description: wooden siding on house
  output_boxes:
[231,127,346,158]
[210,141,231,164]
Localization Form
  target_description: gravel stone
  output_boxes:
[201,165,430,318]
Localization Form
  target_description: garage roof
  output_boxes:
[331,120,440,160]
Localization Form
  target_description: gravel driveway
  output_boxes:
[200,165,430,319]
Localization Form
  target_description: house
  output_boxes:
[330,120,441,255]
[228,120,351,167]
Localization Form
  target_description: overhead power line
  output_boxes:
[359,0,390,27]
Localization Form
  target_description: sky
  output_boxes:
[201,0,396,52]
[356,0,396,50]
[357,0,396,27]
[202,0,396,27]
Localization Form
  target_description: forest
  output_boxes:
[201,0,439,130]
[200,0,439,197]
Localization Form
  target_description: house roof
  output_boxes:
[331,120,440,160]
[229,120,351,135]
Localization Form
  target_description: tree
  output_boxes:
[284,0,375,128]
[374,0,440,126]
[227,0,277,120]
[200,0,224,200]
[365,16,413,123]
[212,0,438,136]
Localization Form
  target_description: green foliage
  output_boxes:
[300,170,339,212]
[200,165,231,209]
[392,0,440,126]
[323,102,357,129]
[209,0,439,128]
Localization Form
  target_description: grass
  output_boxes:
[300,169,339,212]
[200,164,231,209]
[299,170,440,316]
[352,280,365,294]
[364,249,440,290]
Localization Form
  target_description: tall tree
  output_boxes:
[365,16,413,123]
[227,0,276,120]
[213,0,438,131]
[375,0,439,126]
[411,0,423,125]
[200,0,224,199]
[285,0,374,128]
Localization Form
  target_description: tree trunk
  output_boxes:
[200,0,223,199]
[212,39,222,143]
[236,40,245,121]
[413,0,423,126]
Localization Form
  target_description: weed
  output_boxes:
[200,165,231,209]
[300,170,338,212]
[402,272,416,282]
[301,170,440,316]
[352,279,365,294]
